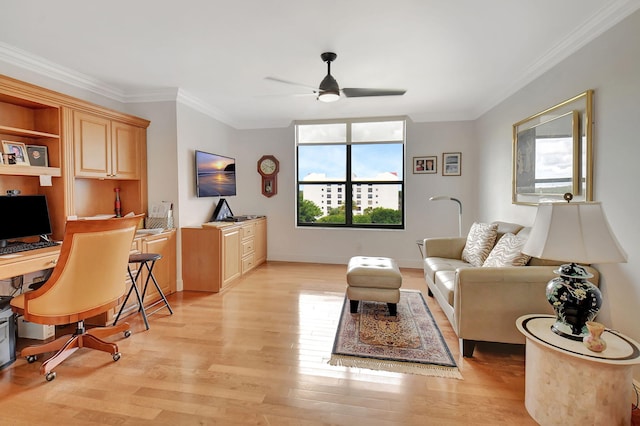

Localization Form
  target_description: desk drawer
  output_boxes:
[0,252,59,279]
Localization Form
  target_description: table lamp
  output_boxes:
[429,195,463,237]
[522,195,627,340]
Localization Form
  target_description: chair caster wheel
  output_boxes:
[113,352,121,361]
[124,330,131,338]
[45,372,56,382]
[26,355,37,363]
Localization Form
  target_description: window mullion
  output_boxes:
[346,145,353,225]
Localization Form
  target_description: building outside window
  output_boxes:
[296,118,405,228]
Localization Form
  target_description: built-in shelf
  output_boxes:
[0,164,61,177]
[0,125,60,139]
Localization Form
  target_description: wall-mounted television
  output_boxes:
[195,150,236,197]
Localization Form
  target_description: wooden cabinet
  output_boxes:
[73,110,141,180]
[71,109,147,219]
[181,217,267,292]
[221,226,242,285]
[254,218,267,266]
[0,75,149,241]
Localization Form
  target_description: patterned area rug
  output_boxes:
[329,290,462,379]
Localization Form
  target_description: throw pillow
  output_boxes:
[483,233,532,267]
[461,222,499,267]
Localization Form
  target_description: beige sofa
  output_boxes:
[423,221,599,357]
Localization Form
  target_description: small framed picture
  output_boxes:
[26,145,48,167]
[442,152,462,176]
[1,140,30,166]
[413,156,437,174]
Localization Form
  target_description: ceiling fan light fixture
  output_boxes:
[318,73,340,102]
[318,90,340,102]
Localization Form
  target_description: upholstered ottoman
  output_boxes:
[346,256,403,316]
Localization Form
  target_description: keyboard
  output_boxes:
[0,240,60,255]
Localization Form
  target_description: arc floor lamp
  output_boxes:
[429,195,463,237]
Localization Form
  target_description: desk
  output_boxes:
[0,246,60,281]
[1,230,176,326]
[516,314,640,425]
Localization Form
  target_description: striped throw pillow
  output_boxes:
[461,222,499,267]
[483,233,531,267]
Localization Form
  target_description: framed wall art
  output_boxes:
[512,90,593,205]
[413,156,437,174]
[442,152,462,176]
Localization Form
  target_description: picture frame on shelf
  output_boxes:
[413,156,437,174]
[442,152,462,176]
[1,140,30,166]
[26,145,48,167]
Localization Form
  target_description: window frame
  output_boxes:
[295,117,406,230]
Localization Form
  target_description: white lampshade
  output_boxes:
[522,201,627,264]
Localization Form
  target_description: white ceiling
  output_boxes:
[1,0,639,129]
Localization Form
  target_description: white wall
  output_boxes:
[221,120,477,268]
[175,102,238,227]
[475,10,640,376]
[127,101,179,213]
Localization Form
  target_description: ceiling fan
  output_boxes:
[266,52,406,102]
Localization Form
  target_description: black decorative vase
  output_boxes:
[546,263,602,340]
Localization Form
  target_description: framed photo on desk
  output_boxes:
[2,140,30,166]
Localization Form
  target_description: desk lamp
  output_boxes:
[522,195,627,340]
[429,195,463,237]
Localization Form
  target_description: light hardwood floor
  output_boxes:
[0,262,537,425]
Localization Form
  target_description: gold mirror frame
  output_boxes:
[512,90,593,205]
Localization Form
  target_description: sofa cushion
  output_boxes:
[461,222,499,267]
[424,257,470,282]
[483,233,531,267]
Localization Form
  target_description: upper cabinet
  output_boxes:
[73,110,141,180]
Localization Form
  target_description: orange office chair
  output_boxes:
[10,215,143,381]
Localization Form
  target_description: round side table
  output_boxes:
[516,314,640,425]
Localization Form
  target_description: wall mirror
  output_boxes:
[512,90,593,205]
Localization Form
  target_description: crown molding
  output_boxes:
[474,0,640,119]
[0,42,126,101]
[123,88,180,103]
[175,89,240,129]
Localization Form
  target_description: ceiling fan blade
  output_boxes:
[264,77,318,92]
[342,88,406,98]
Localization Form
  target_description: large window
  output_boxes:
[296,118,405,229]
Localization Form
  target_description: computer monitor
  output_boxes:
[0,195,53,247]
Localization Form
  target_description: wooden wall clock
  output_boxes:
[257,155,279,197]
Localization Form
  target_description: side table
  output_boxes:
[516,314,640,426]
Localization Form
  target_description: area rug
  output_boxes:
[329,290,462,379]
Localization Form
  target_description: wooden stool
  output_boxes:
[113,253,173,330]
